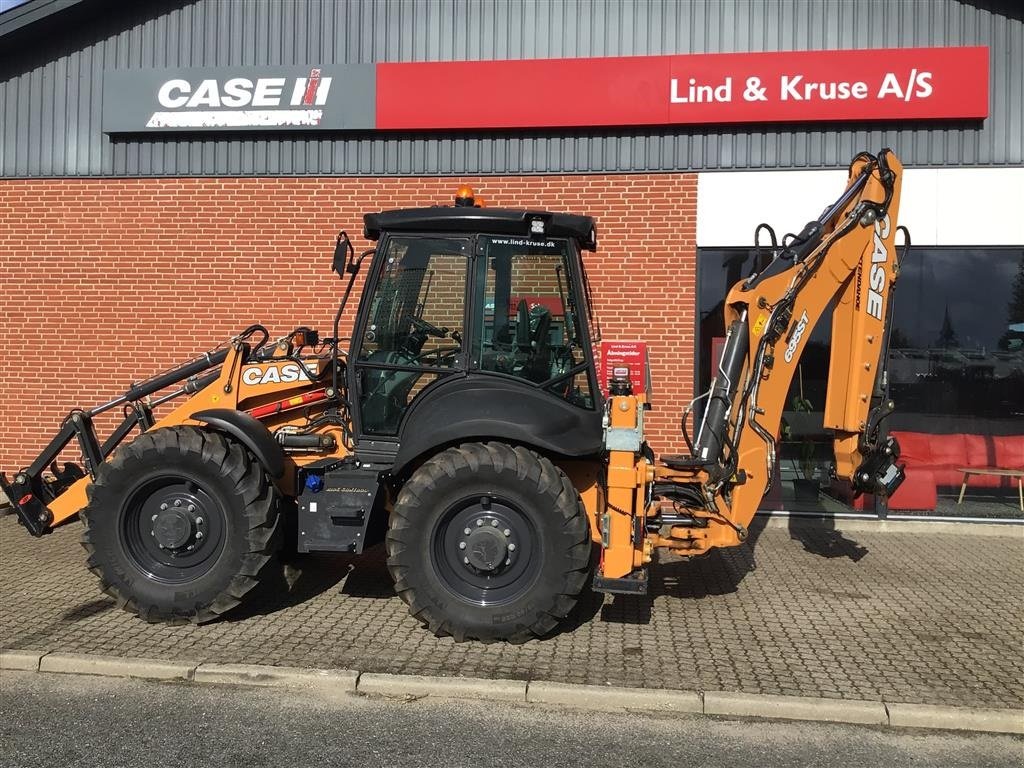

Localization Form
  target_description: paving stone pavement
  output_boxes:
[1,512,1022,709]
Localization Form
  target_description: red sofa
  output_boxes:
[832,431,1024,511]
[895,431,1024,488]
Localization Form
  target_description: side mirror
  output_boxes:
[333,231,355,278]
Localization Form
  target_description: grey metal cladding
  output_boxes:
[1,0,1021,178]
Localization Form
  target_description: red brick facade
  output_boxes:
[0,174,697,472]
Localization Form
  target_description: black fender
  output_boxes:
[192,409,285,479]
[392,375,604,476]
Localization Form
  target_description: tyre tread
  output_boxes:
[386,441,591,643]
[80,425,280,624]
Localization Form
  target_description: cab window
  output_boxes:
[475,236,593,408]
[357,236,469,435]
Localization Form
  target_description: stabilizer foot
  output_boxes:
[593,569,648,595]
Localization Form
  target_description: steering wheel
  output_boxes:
[407,315,448,338]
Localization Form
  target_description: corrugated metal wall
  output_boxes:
[1,0,1021,178]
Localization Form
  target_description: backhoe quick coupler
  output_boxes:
[852,436,905,498]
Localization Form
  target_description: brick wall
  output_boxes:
[0,174,697,472]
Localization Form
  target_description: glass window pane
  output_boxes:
[357,236,469,436]
[476,236,592,407]
[360,237,468,367]
[889,248,1024,420]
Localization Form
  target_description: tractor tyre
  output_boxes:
[386,442,591,643]
[81,426,282,624]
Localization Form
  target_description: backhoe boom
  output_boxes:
[597,149,906,587]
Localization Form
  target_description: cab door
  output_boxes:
[349,235,471,439]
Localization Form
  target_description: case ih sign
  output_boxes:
[103,47,988,133]
[103,65,377,132]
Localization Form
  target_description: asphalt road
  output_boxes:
[0,672,1020,768]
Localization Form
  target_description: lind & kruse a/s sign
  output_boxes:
[102,47,988,133]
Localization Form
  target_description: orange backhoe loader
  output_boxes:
[2,149,906,642]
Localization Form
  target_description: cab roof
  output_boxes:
[363,207,598,251]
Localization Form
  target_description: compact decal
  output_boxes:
[783,311,810,363]
[241,362,318,387]
[865,214,892,321]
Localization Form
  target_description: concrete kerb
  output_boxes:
[38,652,196,681]
[0,649,47,671]
[527,681,702,712]
[194,662,358,691]
[703,690,888,726]
[886,702,1024,734]
[5,650,1023,734]
[358,672,526,702]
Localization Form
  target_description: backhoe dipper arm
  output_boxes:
[717,150,904,534]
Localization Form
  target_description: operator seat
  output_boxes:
[522,305,553,383]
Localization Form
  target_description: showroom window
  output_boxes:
[696,246,1024,519]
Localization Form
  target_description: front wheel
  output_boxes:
[386,442,591,643]
[81,426,281,623]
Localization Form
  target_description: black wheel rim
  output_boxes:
[431,494,540,606]
[120,476,226,583]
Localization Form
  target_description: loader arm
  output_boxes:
[598,149,906,587]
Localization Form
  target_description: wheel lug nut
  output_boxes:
[463,557,470,564]
[195,517,204,525]
[150,530,155,537]
[195,531,204,540]
[508,543,517,551]
[187,545,194,551]
[173,499,182,507]
[151,514,158,522]
[459,542,466,550]
[187,504,196,513]
[505,558,512,565]
[463,527,471,535]
[160,503,168,511]
[503,528,511,536]
[476,520,483,527]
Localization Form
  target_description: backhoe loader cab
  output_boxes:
[348,204,602,449]
[3,150,907,644]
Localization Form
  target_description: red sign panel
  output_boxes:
[600,341,650,398]
[377,47,988,130]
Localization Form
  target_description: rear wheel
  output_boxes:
[386,442,591,643]
[81,426,281,623]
